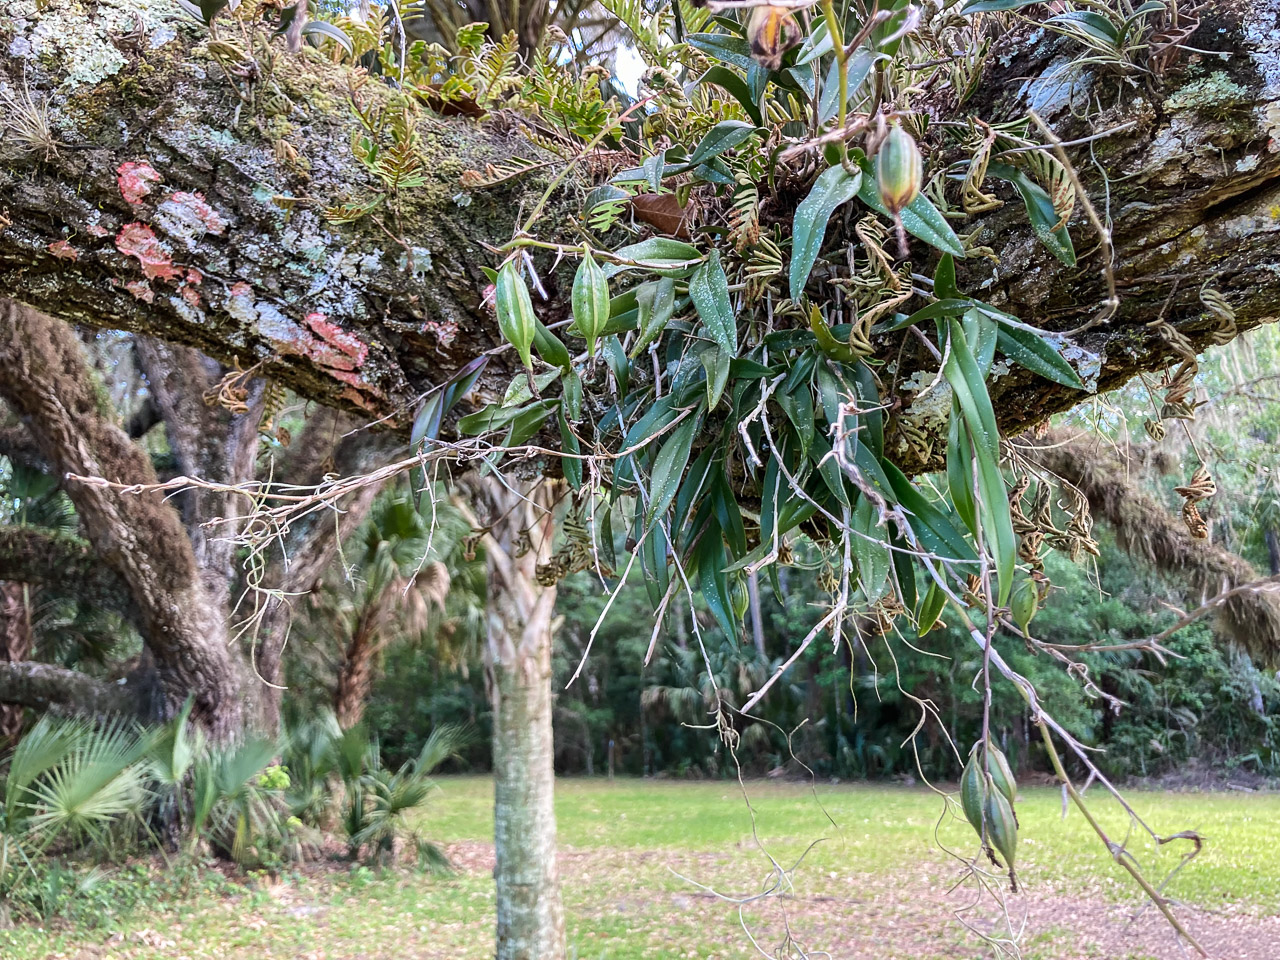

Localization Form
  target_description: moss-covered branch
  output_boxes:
[0,660,147,717]
[0,525,137,623]
[1026,431,1280,666]
[1,0,1279,465]
[0,300,246,736]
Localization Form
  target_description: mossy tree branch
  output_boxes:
[1024,430,1280,666]
[0,1,1278,474]
[0,659,147,718]
[0,525,137,624]
[0,300,247,736]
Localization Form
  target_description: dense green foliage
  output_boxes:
[359,523,1279,782]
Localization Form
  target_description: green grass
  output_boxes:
[3,777,1278,960]
[432,775,1280,907]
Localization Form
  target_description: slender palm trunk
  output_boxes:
[333,600,383,730]
[477,478,565,960]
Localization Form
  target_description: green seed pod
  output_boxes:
[984,744,1018,807]
[1011,573,1039,634]
[960,751,986,835]
[964,742,1019,827]
[571,248,610,358]
[496,260,537,371]
[731,575,749,622]
[876,122,923,215]
[984,786,1018,872]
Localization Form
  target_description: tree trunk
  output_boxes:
[332,599,384,730]
[473,477,566,960]
[0,302,246,737]
[134,338,263,617]
[0,582,33,741]
[253,411,393,733]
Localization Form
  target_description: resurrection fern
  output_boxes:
[522,53,618,141]
[474,31,522,105]
[727,175,760,253]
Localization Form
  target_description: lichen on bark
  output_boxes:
[2,0,1280,475]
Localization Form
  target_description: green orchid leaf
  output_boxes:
[988,162,1076,266]
[996,324,1085,389]
[688,249,737,355]
[791,164,862,300]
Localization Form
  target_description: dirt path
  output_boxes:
[456,841,1280,960]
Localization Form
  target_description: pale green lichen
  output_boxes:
[3,0,185,88]
[1163,73,1251,113]
[1057,339,1100,392]
[398,246,432,278]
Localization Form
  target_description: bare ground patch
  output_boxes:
[445,841,1280,960]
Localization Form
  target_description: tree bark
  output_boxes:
[254,409,394,732]
[472,477,566,960]
[0,425,49,474]
[0,582,33,740]
[0,659,147,718]
[332,597,384,730]
[0,301,247,736]
[0,525,137,624]
[2,3,1279,464]
[134,338,263,615]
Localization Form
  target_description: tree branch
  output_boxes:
[0,525,137,624]
[0,422,49,473]
[135,337,262,609]
[0,660,147,718]
[0,3,1276,466]
[0,301,246,733]
[1022,430,1280,666]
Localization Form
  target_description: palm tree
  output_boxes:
[642,638,777,774]
[281,712,468,866]
[0,716,150,923]
[297,490,475,729]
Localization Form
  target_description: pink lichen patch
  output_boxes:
[186,268,202,285]
[179,284,202,308]
[115,223,183,282]
[124,280,155,303]
[117,161,163,204]
[86,223,111,239]
[302,340,356,371]
[47,240,79,261]
[329,371,384,403]
[303,312,369,370]
[253,304,376,393]
[230,281,252,298]
[422,317,458,347]
[155,191,228,248]
[338,386,378,411]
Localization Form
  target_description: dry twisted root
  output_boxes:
[1175,464,1216,540]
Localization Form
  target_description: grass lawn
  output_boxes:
[6,776,1279,960]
